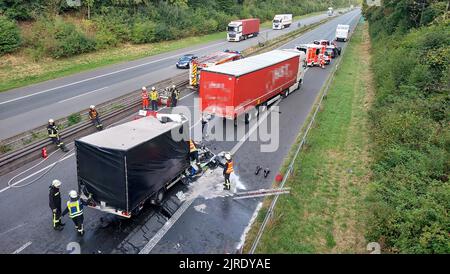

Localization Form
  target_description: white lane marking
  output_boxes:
[0,223,26,236]
[139,198,195,254]
[0,153,75,194]
[139,98,278,254]
[58,86,108,104]
[230,100,280,155]
[12,241,32,254]
[236,202,262,250]
[0,14,322,106]
[0,42,226,106]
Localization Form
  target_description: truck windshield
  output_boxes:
[273,19,280,23]
[227,26,238,32]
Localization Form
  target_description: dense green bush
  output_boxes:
[363,0,450,253]
[0,15,22,55]
[131,20,157,44]
[27,17,95,59]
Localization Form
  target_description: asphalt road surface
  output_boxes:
[0,9,361,254]
[0,11,345,141]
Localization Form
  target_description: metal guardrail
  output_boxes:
[248,18,359,254]
[0,74,189,175]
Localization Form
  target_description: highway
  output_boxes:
[0,9,361,254]
[0,11,339,141]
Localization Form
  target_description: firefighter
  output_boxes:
[88,105,103,130]
[141,86,149,110]
[170,85,180,107]
[189,139,199,164]
[223,153,234,191]
[49,179,65,231]
[62,190,88,236]
[47,119,68,152]
[320,54,325,69]
[149,87,159,111]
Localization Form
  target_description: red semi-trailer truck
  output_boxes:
[200,49,306,126]
[227,18,260,42]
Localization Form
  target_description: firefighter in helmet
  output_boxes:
[149,87,159,111]
[170,84,180,107]
[62,190,89,236]
[47,119,69,152]
[88,105,103,130]
[49,179,65,231]
[223,153,234,191]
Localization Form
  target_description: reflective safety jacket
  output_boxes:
[171,88,180,99]
[89,109,98,120]
[66,200,83,218]
[47,124,59,138]
[224,161,234,175]
[189,140,197,152]
[149,91,159,101]
[141,91,148,100]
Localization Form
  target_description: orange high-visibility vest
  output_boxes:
[225,161,234,174]
[189,140,197,152]
[141,91,148,100]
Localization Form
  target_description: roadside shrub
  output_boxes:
[50,19,96,58]
[95,29,119,49]
[365,1,450,254]
[0,15,22,55]
[131,20,156,44]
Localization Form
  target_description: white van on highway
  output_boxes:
[335,24,350,42]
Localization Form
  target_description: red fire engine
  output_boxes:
[295,44,325,67]
[189,50,243,87]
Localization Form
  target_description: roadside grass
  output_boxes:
[0,31,224,92]
[244,22,374,253]
[0,10,332,93]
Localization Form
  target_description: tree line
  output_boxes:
[363,0,449,253]
[0,0,355,58]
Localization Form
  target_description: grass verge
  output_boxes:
[244,21,374,253]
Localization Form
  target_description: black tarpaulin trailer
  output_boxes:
[75,114,190,217]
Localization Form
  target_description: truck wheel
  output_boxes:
[154,189,165,206]
[281,90,288,98]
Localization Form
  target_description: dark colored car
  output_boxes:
[326,47,336,58]
[176,54,197,69]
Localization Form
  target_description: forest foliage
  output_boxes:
[0,0,355,57]
[363,0,449,253]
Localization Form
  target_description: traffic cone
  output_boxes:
[41,147,48,159]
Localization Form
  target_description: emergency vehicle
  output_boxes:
[189,50,243,87]
[295,44,325,67]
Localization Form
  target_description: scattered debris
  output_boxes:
[194,204,207,214]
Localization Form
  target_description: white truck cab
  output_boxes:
[227,21,243,41]
[272,14,292,30]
